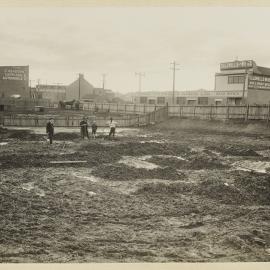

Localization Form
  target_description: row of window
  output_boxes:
[138,96,243,105]
[228,75,245,84]
[140,96,203,105]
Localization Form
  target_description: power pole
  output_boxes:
[170,61,180,104]
[36,79,41,99]
[102,74,107,89]
[77,74,81,100]
[135,72,145,92]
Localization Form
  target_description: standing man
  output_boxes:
[80,116,89,139]
[46,118,54,144]
[91,120,98,139]
[108,117,117,138]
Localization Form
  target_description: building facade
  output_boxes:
[131,60,270,106]
[0,66,29,98]
[36,84,67,102]
[66,74,114,102]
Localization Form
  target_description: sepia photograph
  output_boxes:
[0,0,269,266]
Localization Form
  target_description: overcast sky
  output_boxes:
[1,7,270,93]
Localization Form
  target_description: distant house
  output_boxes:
[66,74,114,102]
[36,84,67,102]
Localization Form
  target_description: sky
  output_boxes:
[1,7,270,93]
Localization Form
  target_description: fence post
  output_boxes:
[125,104,127,114]
[193,106,196,118]
[144,104,146,114]
[226,105,230,120]
[267,103,270,124]
[210,105,213,120]
[245,104,249,122]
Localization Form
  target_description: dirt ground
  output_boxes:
[0,119,270,262]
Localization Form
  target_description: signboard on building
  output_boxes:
[0,66,28,81]
[248,75,270,90]
[220,60,254,71]
[0,66,29,98]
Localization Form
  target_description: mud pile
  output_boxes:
[1,129,42,141]
[210,144,259,157]
[148,151,228,170]
[91,164,186,181]
[54,132,81,140]
[135,181,195,194]
[234,172,270,205]
[81,141,190,157]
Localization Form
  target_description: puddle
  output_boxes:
[118,155,160,170]
[140,139,168,144]
[232,161,270,173]
[155,154,186,161]
[21,182,35,191]
[35,188,45,197]
[72,172,100,182]
[87,191,96,196]
[53,140,74,144]
[0,142,8,146]
[190,147,205,153]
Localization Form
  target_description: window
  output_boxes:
[228,75,245,84]
[187,99,196,105]
[157,97,165,104]
[176,97,186,105]
[148,99,156,104]
[140,97,147,104]
[198,97,208,105]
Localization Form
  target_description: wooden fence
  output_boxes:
[1,103,270,127]
[168,104,270,121]
[0,106,169,127]
[81,103,270,122]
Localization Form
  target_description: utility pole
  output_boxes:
[170,61,180,104]
[77,74,81,100]
[102,74,107,89]
[29,79,32,98]
[242,67,249,104]
[135,72,145,92]
[36,79,41,99]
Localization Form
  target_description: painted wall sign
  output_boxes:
[248,75,270,90]
[220,60,254,70]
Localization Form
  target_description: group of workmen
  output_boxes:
[46,117,117,144]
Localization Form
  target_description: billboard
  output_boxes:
[0,66,29,98]
[220,60,254,71]
[248,75,270,90]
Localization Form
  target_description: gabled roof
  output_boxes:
[254,66,270,76]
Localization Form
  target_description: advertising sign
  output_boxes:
[0,66,29,97]
[0,67,28,81]
[220,60,254,70]
[248,75,270,90]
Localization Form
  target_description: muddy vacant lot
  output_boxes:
[0,119,270,262]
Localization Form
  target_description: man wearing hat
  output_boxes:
[46,118,54,144]
[80,116,89,139]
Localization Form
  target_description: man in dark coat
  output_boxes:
[91,120,98,139]
[46,118,54,144]
[80,117,89,139]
